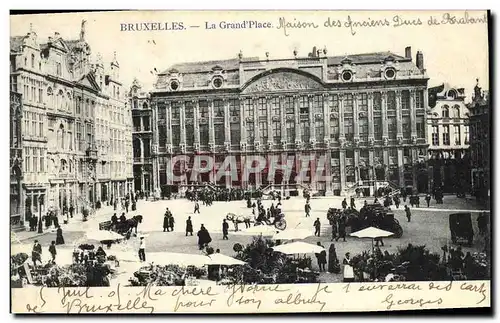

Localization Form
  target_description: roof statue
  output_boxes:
[80,19,87,41]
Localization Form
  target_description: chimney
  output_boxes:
[312,46,317,57]
[416,51,424,71]
[405,46,412,59]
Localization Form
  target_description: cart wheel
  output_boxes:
[393,225,403,238]
[275,220,287,230]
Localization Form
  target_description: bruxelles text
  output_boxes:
[166,154,335,184]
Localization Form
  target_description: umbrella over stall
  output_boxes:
[206,253,246,266]
[350,227,394,252]
[272,241,325,255]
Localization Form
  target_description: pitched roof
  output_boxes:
[160,51,409,75]
[10,36,26,52]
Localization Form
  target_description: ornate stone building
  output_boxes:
[468,80,490,205]
[10,91,24,227]
[129,79,157,193]
[427,83,470,194]
[10,21,133,227]
[151,46,429,196]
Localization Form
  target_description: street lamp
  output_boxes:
[37,195,44,233]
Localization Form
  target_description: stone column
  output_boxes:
[224,98,231,146]
[208,99,215,145]
[324,149,333,195]
[368,92,375,141]
[280,95,286,145]
[253,98,260,145]
[368,149,375,196]
[239,99,247,146]
[410,89,417,139]
[397,148,404,187]
[140,165,145,190]
[381,92,388,141]
[323,93,330,142]
[354,149,360,184]
[339,149,346,194]
[193,99,200,146]
[266,96,272,146]
[308,94,315,143]
[412,149,418,191]
[166,103,173,146]
[339,93,345,139]
[353,93,359,140]
[383,149,389,182]
[396,90,403,142]
[180,101,186,145]
[294,95,300,145]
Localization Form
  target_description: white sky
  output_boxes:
[10,10,489,100]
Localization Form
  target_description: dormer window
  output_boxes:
[212,76,223,89]
[384,67,396,80]
[170,80,180,91]
[447,90,457,99]
[342,70,353,82]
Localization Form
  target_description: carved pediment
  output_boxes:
[243,71,323,93]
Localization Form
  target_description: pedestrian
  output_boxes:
[125,199,129,213]
[350,197,356,209]
[169,214,175,232]
[425,193,431,207]
[331,221,338,241]
[49,241,57,262]
[69,204,74,218]
[197,224,212,250]
[138,237,146,262]
[405,205,411,222]
[186,216,193,236]
[56,226,65,245]
[336,217,347,242]
[314,218,321,237]
[341,198,347,210]
[305,202,311,217]
[63,211,69,225]
[343,252,351,265]
[222,219,229,240]
[315,242,327,272]
[194,201,200,214]
[374,237,384,247]
[32,240,42,267]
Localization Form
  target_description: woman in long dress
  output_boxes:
[56,226,65,245]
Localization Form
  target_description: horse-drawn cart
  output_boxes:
[449,213,473,246]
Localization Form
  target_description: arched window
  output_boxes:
[31,53,35,68]
[453,105,460,118]
[47,87,54,109]
[60,159,67,173]
[58,124,65,149]
[133,99,138,109]
[67,92,72,111]
[143,102,148,109]
[442,105,449,118]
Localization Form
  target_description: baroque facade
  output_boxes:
[427,83,470,194]
[129,79,158,194]
[468,80,490,205]
[151,46,429,196]
[9,21,133,228]
[10,91,23,226]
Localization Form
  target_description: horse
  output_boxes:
[113,215,143,237]
[226,213,253,231]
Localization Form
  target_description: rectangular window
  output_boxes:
[257,98,267,117]
[312,95,322,115]
[402,116,411,138]
[246,122,255,143]
[214,99,224,117]
[39,149,44,172]
[56,62,61,76]
[133,117,141,132]
[32,112,37,137]
[142,116,150,131]
[299,96,309,114]
[244,99,254,119]
[158,125,167,147]
[344,94,353,113]
[464,126,469,144]
[300,119,310,142]
[286,120,295,142]
[185,125,194,146]
[330,118,339,140]
[68,131,73,150]
[315,120,324,139]
[442,125,450,145]
[416,90,424,109]
[271,97,280,116]
[214,124,225,145]
[33,148,38,172]
[185,101,194,119]
[359,118,368,141]
[374,117,383,140]
[358,93,368,111]
[38,114,43,137]
[171,102,180,119]
[329,94,339,113]
[230,123,240,144]
[454,125,461,145]
[284,96,294,115]
[416,116,425,138]
[401,90,410,110]
[199,100,209,118]
[432,125,439,146]
[200,124,209,145]
[259,121,268,142]
[172,125,180,146]
[157,103,166,121]
[387,91,396,111]
[344,118,353,140]
[229,99,239,117]
[388,117,397,139]
[272,121,281,143]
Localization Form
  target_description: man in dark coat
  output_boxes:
[222,219,229,240]
[69,204,74,218]
[197,225,212,250]
[336,217,347,242]
[305,202,311,217]
[32,240,42,267]
[186,216,193,236]
[125,199,129,213]
[314,218,321,237]
[315,242,327,272]
[405,205,411,222]
[194,201,200,214]
[56,226,65,245]
[49,241,57,262]
[119,213,127,223]
[168,214,175,231]
[163,214,169,232]
[350,197,356,209]
[425,193,432,207]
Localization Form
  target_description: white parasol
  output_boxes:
[146,252,209,267]
[350,226,394,252]
[206,253,246,266]
[272,241,325,255]
[272,229,312,241]
[232,225,278,236]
